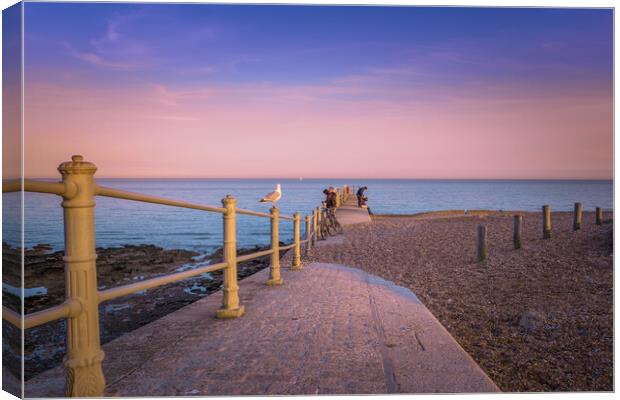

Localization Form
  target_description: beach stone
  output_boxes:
[519,311,543,332]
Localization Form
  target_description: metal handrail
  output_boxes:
[2,155,345,396]
[95,184,294,220]
[279,243,295,251]
[236,208,274,219]
[98,261,228,303]
[95,185,227,214]
[2,300,81,330]
[3,179,73,196]
[236,248,274,263]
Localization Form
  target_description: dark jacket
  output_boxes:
[325,191,337,208]
[356,187,366,197]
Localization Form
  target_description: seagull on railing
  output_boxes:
[259,184,282,206]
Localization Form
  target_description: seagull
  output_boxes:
[259,184,282,206]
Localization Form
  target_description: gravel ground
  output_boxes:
[305,211,613,392]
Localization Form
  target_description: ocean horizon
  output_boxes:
[3,178,613,254]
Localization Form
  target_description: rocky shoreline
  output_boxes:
[2,242,283,380]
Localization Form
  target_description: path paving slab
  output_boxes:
[336,196,372,226]
[25,263,498,397]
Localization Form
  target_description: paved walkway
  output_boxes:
[336,194,372,225]
[26,263,498,397]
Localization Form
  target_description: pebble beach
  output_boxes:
[305,210,613,391]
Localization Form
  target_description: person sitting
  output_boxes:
[356,186,368,207]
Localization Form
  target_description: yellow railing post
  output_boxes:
[266,206,283,286]
[311,209,317,245]
[292,212,302,270]
[318,204,325,240]
[216,195,245,318]
[58,155,105,397]
[335,190,341,208]
[305,215,311,250]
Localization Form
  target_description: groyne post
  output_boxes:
[573,202,582,230]
[513,215,522,250]
[542,205,552,239]
[216,195,245,318]
[477,225,487,262]
[596,207,603,225]
[292,212,302,270]
[266,206,283,286]
[59,155,106,397]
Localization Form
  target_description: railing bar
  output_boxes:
[3,180,67,195]
[236,208,273,219]
[279,243,295,251]
[2,307,21,328]
[96,185,226,214]
[98,261,228,303]
[236,248,275,263]
[2,181,21,193]
[280,215,295,221]
[2,301,75,329]
[24,181,67,196]
[24,302,75,329]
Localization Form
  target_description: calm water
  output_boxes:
[2,179,613,254]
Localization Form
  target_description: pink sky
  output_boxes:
[22,78,612,179]
[17,5,613,180]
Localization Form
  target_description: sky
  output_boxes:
[14,3,614,178]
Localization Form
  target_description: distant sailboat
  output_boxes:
[299,177,303,182]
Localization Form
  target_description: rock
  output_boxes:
[519,310,543,332]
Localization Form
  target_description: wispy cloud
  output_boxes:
[63,42,141,70]
[106,20,121,41]
[63,10,155,70]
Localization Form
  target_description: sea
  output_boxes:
[2,179,613,255]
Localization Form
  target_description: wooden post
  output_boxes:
[477,225,487,262]
[58,155,106,397]
[596,207,603,225]
[513,215,522,250]
[573,202,582,230]
[216,195,245,318]
[542,205,551,239]
[266,206,283,286]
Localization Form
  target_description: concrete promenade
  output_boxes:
[336,192,372,225]
[26,259,498,396]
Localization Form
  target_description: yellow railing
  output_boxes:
[2,155,348,397]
